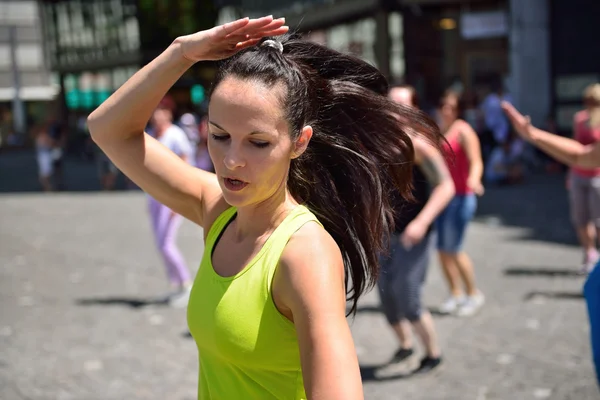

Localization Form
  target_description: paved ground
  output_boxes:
[0,150,597,399]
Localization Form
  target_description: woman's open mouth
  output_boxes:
[223,177,249,192]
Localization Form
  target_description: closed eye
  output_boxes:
[211,133,229,141]
[211,132,269,148]
[251,141,270,148]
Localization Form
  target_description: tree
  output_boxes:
[137,0,218,61]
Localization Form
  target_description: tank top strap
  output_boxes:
[205,206,237,250]
[262,205,322,287]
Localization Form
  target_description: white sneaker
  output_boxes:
[456,292,485,317]
[438,296,465,314]
[168,286,192,309]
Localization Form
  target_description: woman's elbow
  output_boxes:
[87,112,138,144]
[87,112,105,142]
[447,179,456,195]
[443,180,456,199]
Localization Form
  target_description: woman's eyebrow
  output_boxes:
[209,121,271,136]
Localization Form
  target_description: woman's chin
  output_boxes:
[220,190,247,208]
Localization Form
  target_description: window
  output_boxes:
[16,26,39,43]
[16,44,43,69]
[19,71,47,86]
[389,12,405,80]
[326,18,377,67]
[0,1,37,25]
[0,45,11,68]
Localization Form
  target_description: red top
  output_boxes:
[572,110,600,177]
[443,120,472,195]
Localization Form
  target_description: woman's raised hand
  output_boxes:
[501,101,533,141]
[176,16,288,62]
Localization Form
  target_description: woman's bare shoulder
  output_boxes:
[280,221,344,279]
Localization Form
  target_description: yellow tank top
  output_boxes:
[187,205,321,400]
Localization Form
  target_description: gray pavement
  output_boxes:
[0,163,598,399]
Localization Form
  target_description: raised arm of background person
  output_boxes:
[87,17,288,228]
[275,224,363,400]
[502,101,600,169]
[460,120,485,195]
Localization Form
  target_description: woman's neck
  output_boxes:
[232,188,299,242]
[440,118,458,135]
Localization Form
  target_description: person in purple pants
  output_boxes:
[148,96,194,307]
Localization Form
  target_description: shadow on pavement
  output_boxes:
[75,296,168,309]
[504,267,584,278]
[359,365,412,382]
[353,305,381,314]
[475,173,578,247]
[524,291,584,301]
[354,304,452,318]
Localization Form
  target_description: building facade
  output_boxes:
[219,0,518,115]
[37,0,218,137]
[0,1,58,146]
[37,0,600,139]
[549,0,600,132]
[220,0,599,134]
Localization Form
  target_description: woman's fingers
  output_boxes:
[229,16,275,36]
[235,38,262,51]
[214,15,287,55]
[501,101,524,125]
[224,25,288,52]
[249,26,289,39]
[233,17,285,37]
[256,18,286,32]
[225,34,251,44]
[217,17,250,38]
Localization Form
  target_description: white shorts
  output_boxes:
[37,148,53,177]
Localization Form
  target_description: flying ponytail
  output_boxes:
[210,33,442,315]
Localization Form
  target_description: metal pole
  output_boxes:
[375,8,390,79]
[9,25,26,137]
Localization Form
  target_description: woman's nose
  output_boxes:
[223,146,245,170]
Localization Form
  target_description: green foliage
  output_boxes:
[137,0,218,52]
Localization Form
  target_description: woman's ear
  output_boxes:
[292,125,313,159]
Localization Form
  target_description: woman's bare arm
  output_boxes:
[87,17,287,227]
[413,137,455,228]
[275,224,363,400]
[502,102,600,169]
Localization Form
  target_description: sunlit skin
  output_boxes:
[87,16,366,398]
[208,78,313,206]
[502,101,600,170]
[388,87,413,107]
[207,77,313,239]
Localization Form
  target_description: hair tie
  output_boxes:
[261,39,283,54]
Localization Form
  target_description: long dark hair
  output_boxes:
[210,34,441,315]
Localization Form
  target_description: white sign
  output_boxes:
[460,11,508,40]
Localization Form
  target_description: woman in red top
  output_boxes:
[568,84,600,273]
[435,90,486,317]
